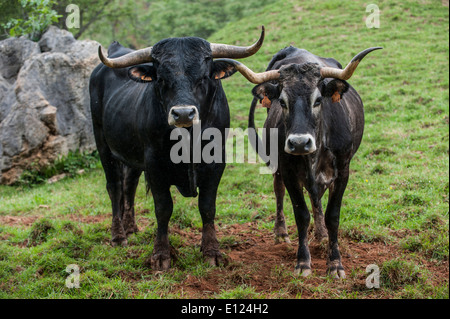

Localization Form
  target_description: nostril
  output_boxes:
[188,109,196,120]
[287,139,295,151]
[172,110,180,120]
[305,138,312,149]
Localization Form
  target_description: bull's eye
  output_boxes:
[313,97,322,107]
[279,99,287,109]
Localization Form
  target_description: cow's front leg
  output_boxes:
[283,176,312,277]
[148,180,174,271]
[325,169,349,279]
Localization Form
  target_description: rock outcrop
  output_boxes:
[0,26,100,184]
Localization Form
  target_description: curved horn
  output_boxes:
[210,26,265,59]
[320,47,383,80]
[215,58,280,84]
[98,45,153,68]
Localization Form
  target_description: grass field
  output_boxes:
[0,0,448,299]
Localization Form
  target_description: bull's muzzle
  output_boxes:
[168,105,199,128]
[285,134,316,155]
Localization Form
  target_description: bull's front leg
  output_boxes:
[149,184,173,271]
[197,163,225,266]
[144,161,174,271]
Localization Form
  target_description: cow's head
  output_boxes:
[98,27,265,128]
[215,47,382,155]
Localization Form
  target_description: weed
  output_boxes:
[15,150,100,187]
[380,258,423,289]
[28,218,55,246]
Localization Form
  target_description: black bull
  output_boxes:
[89,29,264,270]
[217,45,382,278]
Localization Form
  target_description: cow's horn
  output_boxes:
[98,45,153,68]
[320,47,383,80]
[214,58,280,84]
[210,26,265,59]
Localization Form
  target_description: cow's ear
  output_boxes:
[321,79,349,103]
[251,82,280,108]
[128,65,155,83]
[212,60,237,80]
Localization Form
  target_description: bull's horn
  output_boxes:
[320,47,383,80]
[210,26,265,59]
[98,45,153,68]
[214,58,280,84]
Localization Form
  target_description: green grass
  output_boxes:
[0,0,448,299]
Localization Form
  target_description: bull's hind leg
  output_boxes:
[324,167,350,279]
[94,129,127,247]
[122,166,142,237]
[273,170,290,244]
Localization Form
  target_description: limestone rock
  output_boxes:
[0,27,101,184]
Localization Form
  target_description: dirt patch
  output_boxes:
[172,222,449,298]
[0,215,40,227]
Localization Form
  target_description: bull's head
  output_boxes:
[215,47,382,155]
[98,27,265,128]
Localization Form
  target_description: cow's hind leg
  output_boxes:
[122,166,142,237]
[273,170,290,244]
[309,197,328,242]
[324,167,349,279]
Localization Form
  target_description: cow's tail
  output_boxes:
[248,97,260,153]
[248,97,272,169]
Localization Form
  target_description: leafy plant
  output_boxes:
[16,150,100,187]
[1,0,61,41]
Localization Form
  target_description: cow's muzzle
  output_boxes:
[285,134,316,155]
[168,105,199,128]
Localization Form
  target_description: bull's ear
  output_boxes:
[251,82,280,108]
[321,79,349,103]
[212,60,237,80]
[128,65,155,82]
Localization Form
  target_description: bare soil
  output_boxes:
[1,214,447,298]
[172,222,449,298]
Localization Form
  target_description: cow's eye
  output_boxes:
[313,97,322,107]
[279,99,287,108]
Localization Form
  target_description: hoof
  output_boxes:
[204,251,224,267]
[151,253,171,271]
[125,225,139,237]
[314,231,328,243]
[328,268,346,279]
[294,264,312,277]
[111,237,128,247]
[275,234,292,244]
[327,261,346,279]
